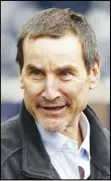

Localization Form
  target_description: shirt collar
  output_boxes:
[36,112,90,158]
[36,122,71,152]
[78,112,90,159]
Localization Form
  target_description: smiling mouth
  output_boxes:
[41,105,66,111]
[37,104,67,116]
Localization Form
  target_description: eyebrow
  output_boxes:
[54,65,79,72]
[25,64,79,73]
[25,64,45,74]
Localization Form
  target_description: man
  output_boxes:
[1,8,110,179]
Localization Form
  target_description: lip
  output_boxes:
[39,104,66,108]
[38,105,67,116]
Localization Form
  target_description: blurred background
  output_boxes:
[1,1,110,130]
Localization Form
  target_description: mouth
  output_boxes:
[37,105,67,116]
[41,105,66,111]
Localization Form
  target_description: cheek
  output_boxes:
[61,79,84,100]
[61,79,89,111]
[23,79,44,101]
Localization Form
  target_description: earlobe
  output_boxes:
[89,60,100,90]
[20,76,24,89]
[18,67,24,89]
[89,76,99,90]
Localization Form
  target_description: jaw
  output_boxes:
[38,118,69,132]
[34,106,70,132]
[34,112,76,133]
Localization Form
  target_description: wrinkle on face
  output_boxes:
[21,33,91,136]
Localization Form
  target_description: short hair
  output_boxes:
[16,8,100,74]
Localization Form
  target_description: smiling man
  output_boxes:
[1,8,110,180]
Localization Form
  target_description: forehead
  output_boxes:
[23,33,84,67]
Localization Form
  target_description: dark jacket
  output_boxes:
[1,101,110,179]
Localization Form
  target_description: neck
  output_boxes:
[61,114,83,149]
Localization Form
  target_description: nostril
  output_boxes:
[42,89,61,101]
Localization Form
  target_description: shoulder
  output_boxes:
[1,115,21,145]
[103,128,110,143]
[1,115,22,167]
[1,115,19,133]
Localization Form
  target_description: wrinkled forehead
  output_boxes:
[23,33,82,55]
[22,33,84,69]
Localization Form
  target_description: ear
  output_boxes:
[89,60,100,90]
[18,68,24,89]
[20,76,24,89]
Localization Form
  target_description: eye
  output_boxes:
[31,70,41,75]
[59,70,73,80]
[29,69,45,80]
[30,70,44,76]
[59,71,70,76]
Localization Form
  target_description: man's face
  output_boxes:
[20,33,98,132]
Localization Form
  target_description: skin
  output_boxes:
[20,32,100,146]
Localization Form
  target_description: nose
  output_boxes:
[41,74,61,101]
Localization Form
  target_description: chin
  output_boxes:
[37,118,69,133]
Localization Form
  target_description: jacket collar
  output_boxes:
[19,101,60,179]
[83,105,110,178]
[19,101,110,179]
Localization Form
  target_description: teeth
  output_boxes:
[42,106,65,110]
